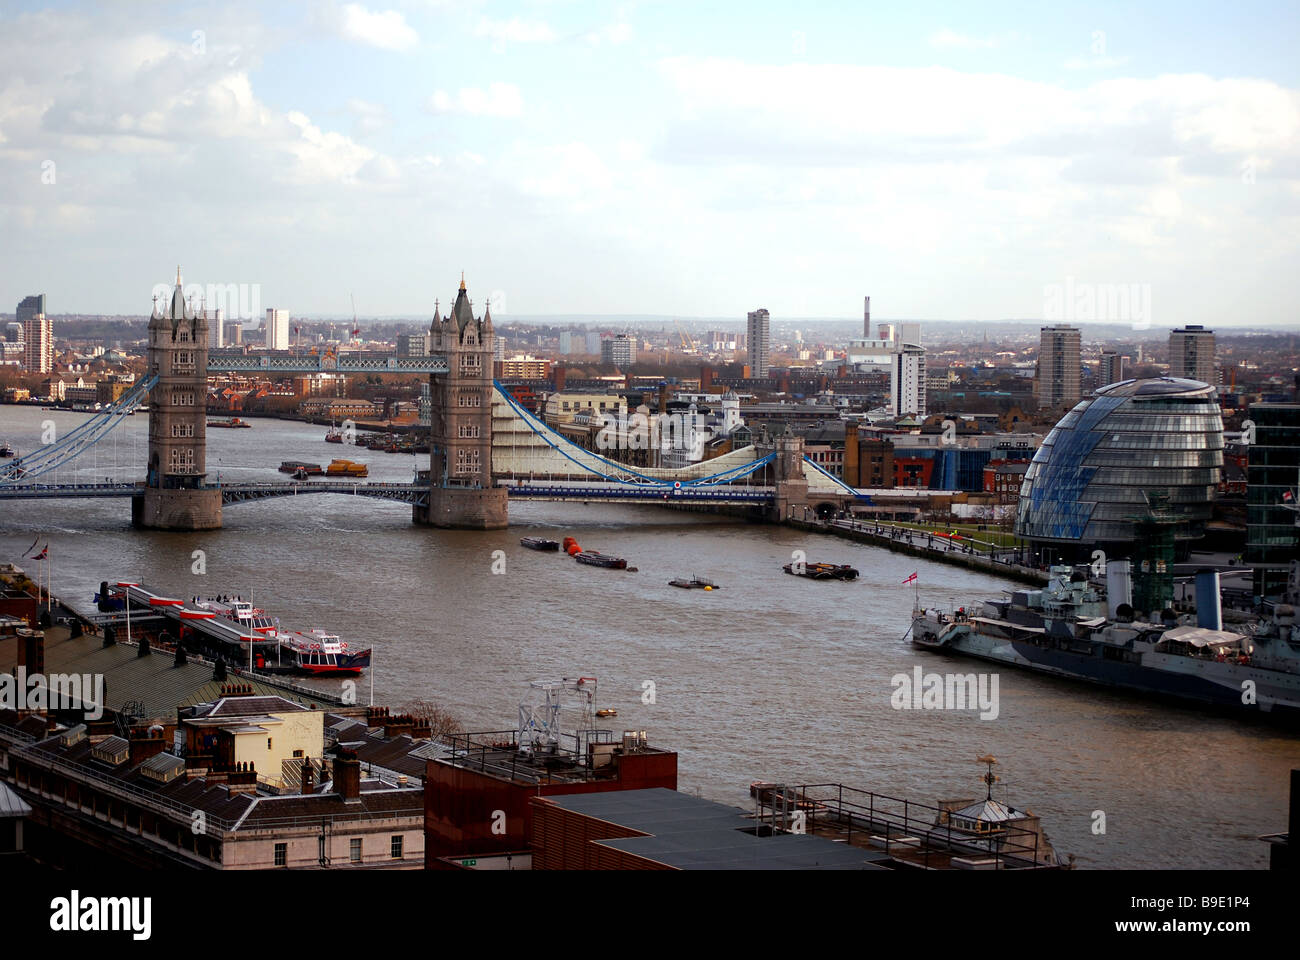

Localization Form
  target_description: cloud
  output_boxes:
[583,23,632,47]
[345,97,389,135]
[474,17,555,48]
[337,4,418,51]
[428,83,524,117]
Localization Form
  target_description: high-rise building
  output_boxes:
[1098,350,1125,387]
[1245,403,1300,598]
[211,308,225,349]
[601,333,636,367]
[397,333,428,357]
[494,337,506,362]
[265,308,290,351]
[3,321,21,342]
[1169,325,1216,384]
[559,331,572,355]
[892,343,927,418]
[18,295,52,374]
[746,308,770,378]
[586,331,601,355]
[1035,325,1081,409]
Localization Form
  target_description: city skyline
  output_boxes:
[1,2,1297,323]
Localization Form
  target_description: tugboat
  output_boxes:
[207,417,251,428]
[279,460,323,475]
[521,537,561,551]
[325,423,345,443]
[784,562,859,581]
[669,576,719,590]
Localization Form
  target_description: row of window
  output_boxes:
[457,424,481,438]
[273,835,404,866]
[171,392,196,406]
[456,393,482,407]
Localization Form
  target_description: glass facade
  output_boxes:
[1015,378,1223,555]
[1245,403,1300,598]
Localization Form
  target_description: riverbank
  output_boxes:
[787,516,1050,586]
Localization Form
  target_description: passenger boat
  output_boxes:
[326,458,368,477]
[207,417,251,428]
[182,594,370,676]
[669,576,718,590]
[325,423,345,443]
[784,562,859,581]
[521,537,561,551]
[574,551,628,569]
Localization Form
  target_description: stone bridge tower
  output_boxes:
[133,268,222,530]
[415,276,507,529]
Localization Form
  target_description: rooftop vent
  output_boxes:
[140,752,185,784]
[90,736,130,766]
[59,724,87,748]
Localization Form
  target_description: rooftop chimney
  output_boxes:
[1195,569,1223,631]
[334,748,361,803]
[301,761,314,796]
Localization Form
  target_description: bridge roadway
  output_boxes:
[0,479,776,507]
[205,352,448,374]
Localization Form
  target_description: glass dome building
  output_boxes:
[1015,378,1223,559]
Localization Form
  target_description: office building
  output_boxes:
[586,331,601,355]
[265,308,290,351]
[1035,325,1081,410]
[1245,403,1300,598]
[1016,378,1224,561]
[1169,325,1216,384]
[210,308,225,349]
[747,308,770,378]
[397,333,428,357]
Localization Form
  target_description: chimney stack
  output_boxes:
[334,748,361,802]
[301,761,314,795]
[864,296,871,338]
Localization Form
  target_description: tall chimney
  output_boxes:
[864,296,871,338]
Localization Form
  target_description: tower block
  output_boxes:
[415,277,508,529]
[133,268,222,530]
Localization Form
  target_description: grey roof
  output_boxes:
[1097,377,1213,398]
[951,798,1026,823]
[36,630,324,720]
[0,781,32,818]
[544,789,890,871]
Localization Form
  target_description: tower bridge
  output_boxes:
[0,270,861,529]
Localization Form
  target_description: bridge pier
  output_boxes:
[132,488,222,530]
[770,436,811,522]
[414,485,507,529]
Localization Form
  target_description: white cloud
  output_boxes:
[337,4,418,51]
[583,23,632,47]
[428,83,524,117]
[345,97,389,135]
[474,17,555,47]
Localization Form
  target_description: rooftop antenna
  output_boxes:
[977,754,1000,800]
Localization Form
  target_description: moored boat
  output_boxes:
[207,417,251,428]
[521,537,561,551]
[279,460,323,475]
[326,458,368,477]
[575,551,628,569]
[669,576,718,590]
[784,562,859,581]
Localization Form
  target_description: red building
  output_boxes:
[425,729,677,868]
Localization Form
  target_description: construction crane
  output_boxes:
[674,318,699,354]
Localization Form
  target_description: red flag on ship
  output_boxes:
[31,544,48,561]
[902,572,918,584]
[1284,490,1295,503]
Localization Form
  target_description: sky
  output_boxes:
[1,1,1298,327]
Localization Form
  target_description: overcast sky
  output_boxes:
[2,1,1297,326]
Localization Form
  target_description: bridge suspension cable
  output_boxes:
[493,381,773,487]
[1,374,159,483]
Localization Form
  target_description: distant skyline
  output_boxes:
[2,2,1298,324]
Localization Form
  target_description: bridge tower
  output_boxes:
[133,268,222,530]
[415,276,508,529]
[771,435,810,521]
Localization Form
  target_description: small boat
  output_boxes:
[325,424,344,443]
[669,576,718,590]
[326,459,368,477]
[596,708,617,718]
[0,443,14,458]
[574,551,628,569]
[783,562,859,581]
[207,417,251,428]
[292,467,310,481]
[521,537,561,551]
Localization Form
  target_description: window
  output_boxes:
[170,392,195,406]
[391,835,403,859]
[458,393,481,408]
[267,738,273,750]
[292,749,304,759]
[171,422,194,438]
[274,843,287,867]
[458,424,481,439]
[350,838,362,862]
